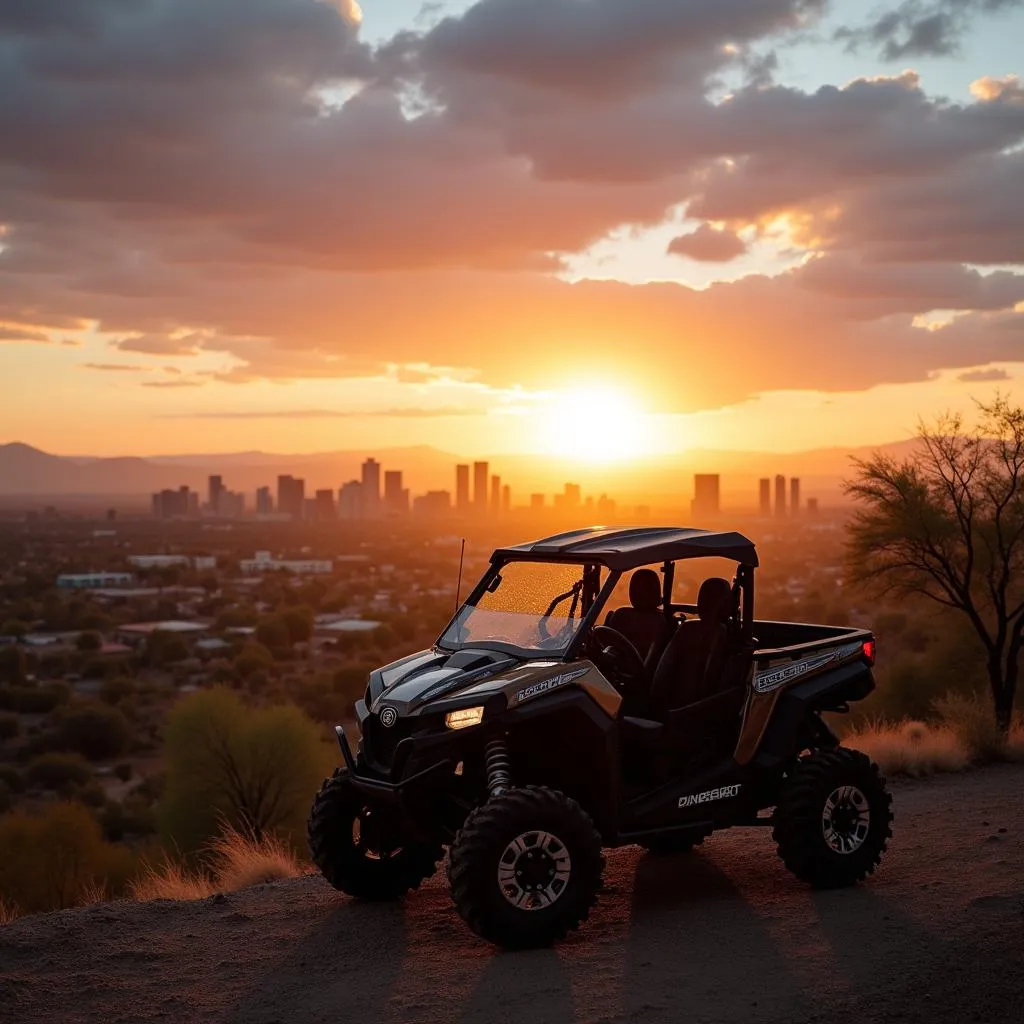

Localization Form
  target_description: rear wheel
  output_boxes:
[308,768,442,901]
[447,786,604,949]
[773,748,893,888]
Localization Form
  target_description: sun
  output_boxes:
[537,385,652,462]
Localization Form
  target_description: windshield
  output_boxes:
[439,560,605,656]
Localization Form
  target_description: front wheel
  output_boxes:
[308,768,442,901]
[773,748,893,889]
[447,786,604,949]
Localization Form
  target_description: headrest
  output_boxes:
[697,577,733,623]
[629,568,662,612]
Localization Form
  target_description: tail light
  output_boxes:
[862,640,876,666]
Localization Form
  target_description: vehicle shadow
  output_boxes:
[226,897,413,1024]
[619,849,818,1023]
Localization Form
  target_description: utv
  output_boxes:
[309,527,893,949]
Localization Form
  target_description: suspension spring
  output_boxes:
[484,738,512,797]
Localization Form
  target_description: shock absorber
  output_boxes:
[484,737,512,797]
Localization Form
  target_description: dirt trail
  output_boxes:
[2,765,1023,1024]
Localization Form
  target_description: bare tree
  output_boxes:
[845,397,1024,732]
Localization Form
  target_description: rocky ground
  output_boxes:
[2,764,1022,1024]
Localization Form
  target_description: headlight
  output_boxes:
[445,706,484,730]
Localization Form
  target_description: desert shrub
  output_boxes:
[255,615,291,654]
[27,752,93,790]
[100,676,136,706]
[0,803,136,913]
[0,899,18,925]
[933,693,1010,763]
[844,720,969,778]
[75,779,107,808]
[0,763,25,793]
[0,712,19,741]
[208,826,304,891]
[280,606,315,645]
[159,688,334,853]
[233,643,273,680]
[52,704,134,761]
[76,631,103,652]
[0,684,64,714]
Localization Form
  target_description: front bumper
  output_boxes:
[334,724,453,803]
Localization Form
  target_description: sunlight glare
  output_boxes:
[537,386,653,463]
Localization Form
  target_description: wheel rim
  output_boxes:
[497,830,572,911]
[822,785,871,854]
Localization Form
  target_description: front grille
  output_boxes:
[363,713,412,773]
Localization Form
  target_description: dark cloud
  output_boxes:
[0,325,49,342]
[668,225,748,262]
[835,1,1023,60]
[958,367,1012,382]
[173,406,478,419]
[141,379,204,389]
[82,362,144,372]
[0,0,1021,412]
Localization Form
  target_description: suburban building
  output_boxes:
[238,550,333,575]
[57,572,134,589]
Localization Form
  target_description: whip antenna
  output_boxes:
[454,538,466,614]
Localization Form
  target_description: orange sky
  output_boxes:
[1,0,1022,459]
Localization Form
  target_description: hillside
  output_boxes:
[1,765,1022,1024]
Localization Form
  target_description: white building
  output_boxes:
[239,551,333,575]
[57,572,134,590]
[127,555,217,570]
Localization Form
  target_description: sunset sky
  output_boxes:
[1,0,1022,460]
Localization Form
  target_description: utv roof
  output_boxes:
[493,526,759,572]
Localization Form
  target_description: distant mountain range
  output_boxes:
[0,440,921,507]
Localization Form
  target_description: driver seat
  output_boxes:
[648,577,734,720]
[604,569,672,665]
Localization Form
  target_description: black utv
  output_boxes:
[309,527,893,949]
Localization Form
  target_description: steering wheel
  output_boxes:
[586,626,648,697]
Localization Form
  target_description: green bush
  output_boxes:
[100,676,137,706]
[114,762,133,782]
[255,615,291,654]
[76,631,103,652]
[0,803,136,913]
[53,704,134,761]
[234,643,273,680]
[27,752,93,790]
[160,688,334,853]
[0,647,28,686]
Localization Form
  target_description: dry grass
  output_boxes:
[1008,720,1024,762]
[130,827,305,905]
[129,860,215,902]
[844,720,970,778]
[933,693,1010,763]
[207,828,304,892]
[0,899,19,926]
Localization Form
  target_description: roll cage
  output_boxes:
[437,527,759,661]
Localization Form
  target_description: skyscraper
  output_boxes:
[277,475,305,520]
[208,475,224,515]
[490,474,501,513]
[775,475,787,518]
[501,484,511,514]
[692,474,721,519]
[338,480,363,520]
[456,464,470,513]
[759,478,771,517]
[564,483,581,506]
[256,486,273,516]
[473,461,489,514]
[530,493,545,510]
[790,477,802,517]
[314,489,336,521]
[361,458,381,516]
[384,470,408,515]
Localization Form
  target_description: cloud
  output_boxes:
[957,367,1012,382]
[0,325,49,343]
[0,0,1022,414]
[82,363,144,372]
[141,380,205,389]
[668,225,748,262]
[835,1,1023,60]
[170,406,478,419]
